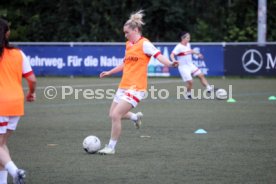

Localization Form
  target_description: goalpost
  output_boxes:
[258,0,267,45]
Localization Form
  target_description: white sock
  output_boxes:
[130,113,138,121]
[206,85,212,91]
[108,139,117,150]
[186,91,191,96]
[4,161,18,178]
[0,170,8,184]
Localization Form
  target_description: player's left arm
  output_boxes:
[191,50,204,59]
[24,74,36,102]
[21,50,36,102]
[143,41,178,67]
[156,54,178,67]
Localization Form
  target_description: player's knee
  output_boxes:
[110,112,121,122]
[198,73,205,79]
[187,81,193,87]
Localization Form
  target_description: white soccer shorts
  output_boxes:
[178,64,202,82]
[0,116,21,134]
[113,89,145,107]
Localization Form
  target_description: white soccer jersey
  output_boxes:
[172,43,202,81]
[20,51,33,75]
[171,43,193,66]
[143,41,160,56]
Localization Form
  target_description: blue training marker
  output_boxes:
[194,129,207,134]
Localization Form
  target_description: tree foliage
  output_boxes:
[1,0,275,42]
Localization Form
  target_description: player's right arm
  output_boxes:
[170,44,180,63]
[170,52,177,63]
[99,62,124,78]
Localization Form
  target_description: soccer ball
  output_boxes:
[215,89,228,99]
[83,135,101,154]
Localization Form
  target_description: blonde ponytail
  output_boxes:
[124,10,145,32]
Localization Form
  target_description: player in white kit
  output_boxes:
[170,31,213,99]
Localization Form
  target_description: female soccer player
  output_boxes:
[170,31,213,99]
[0,18,36,184]
[98,10,178,155]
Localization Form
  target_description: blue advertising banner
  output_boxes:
[18,43,224,77]
[224,45,276,76]
[19,45,125,76]
[150,44,224,77]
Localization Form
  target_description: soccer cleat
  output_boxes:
[207,87,218,94]
[98,145,115,155]
[186,94,192,99]
[13,169,26,184]
[134,112,143,129]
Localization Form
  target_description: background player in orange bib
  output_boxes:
[0,18,36,184]
[98,10,178,155]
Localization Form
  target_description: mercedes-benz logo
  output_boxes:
[242,49,263,73]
